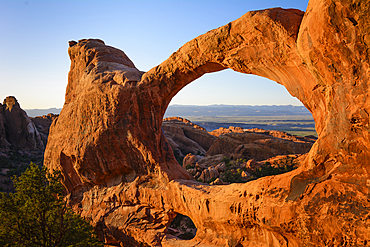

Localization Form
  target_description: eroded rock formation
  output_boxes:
[206,127,315,161]
[44,1,370,246]
[0,96,44,150]
[162,117,216,156]
[31,113,59,145]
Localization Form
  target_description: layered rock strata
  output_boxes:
[162,117,216,156]
[206,128,315,161]
[45,1,370,246]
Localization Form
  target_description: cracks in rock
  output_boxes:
[348,17,358,26]
[205,199,210,213]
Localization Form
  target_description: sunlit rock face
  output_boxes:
[0,96,44,150]
[162,117,216,156]
[44,1,370,246]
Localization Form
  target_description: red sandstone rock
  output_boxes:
[199,166,219,182]
[215,162,226,172]
[209,177,227,185]
[162,118,216,157]
[206,130,313,161]
[45,39,193,194]
[210,126,244,137]
[182,153,198,168]
[44,2,370,246]
[163,117,207,132]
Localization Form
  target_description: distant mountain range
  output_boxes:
[24,105,311,118]
[164,105,311,117]
[24,108,62,117]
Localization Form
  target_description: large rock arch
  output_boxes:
[44,0,370,246]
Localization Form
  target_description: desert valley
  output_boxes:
[1,0,370,246]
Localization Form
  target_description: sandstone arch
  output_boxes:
[45,0,370,246]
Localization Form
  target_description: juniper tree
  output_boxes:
[0,162,102,247]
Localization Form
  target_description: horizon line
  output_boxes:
[25,104,306,110]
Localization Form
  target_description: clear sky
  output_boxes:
[0,0,309,110]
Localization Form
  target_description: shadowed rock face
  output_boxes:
[0,96,44,150]
[44,1,370,246]
[31,113,59,145]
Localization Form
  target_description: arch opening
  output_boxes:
[162,70,317,184]
[164,70,316,136]
[167,213,197,240]
[168,69,305,106]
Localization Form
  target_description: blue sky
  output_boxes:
[0,0,309,109]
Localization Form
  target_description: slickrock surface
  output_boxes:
[162,117,216,156]
[0,96,44,150]
[209,126,245,137]
[206,129,314,161]
[45,1,370,246]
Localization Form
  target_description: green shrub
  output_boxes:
[0,157,11,168]
[221,170,244,183]
[205,177,217,184]
[250,162,295,179]
[0,162,103,247]
[221,156,231,164]
[185,164,195,170]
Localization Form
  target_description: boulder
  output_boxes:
[241,171,250,179]
[242,159,258,170]
[200,166,219,182]
[182,153,198,168]
[199,169,210,182]
[195,162,207,170]
[186,168,197,176]
[215,162,226,172]
[208,167,220,180]
[196,154,224,167]
[210,178,227,185]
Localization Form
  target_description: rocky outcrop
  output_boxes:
[31,113,59,145]
[162,117,216,156]
[209,126,244,137]
[0,104,11,148]
[0,96,44,150]
[45,39,192,194]
[206,129,314,161]
[45,1,370,246]
[199,166,219,182]
[182,153,199,168]
[163,117,207,132]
